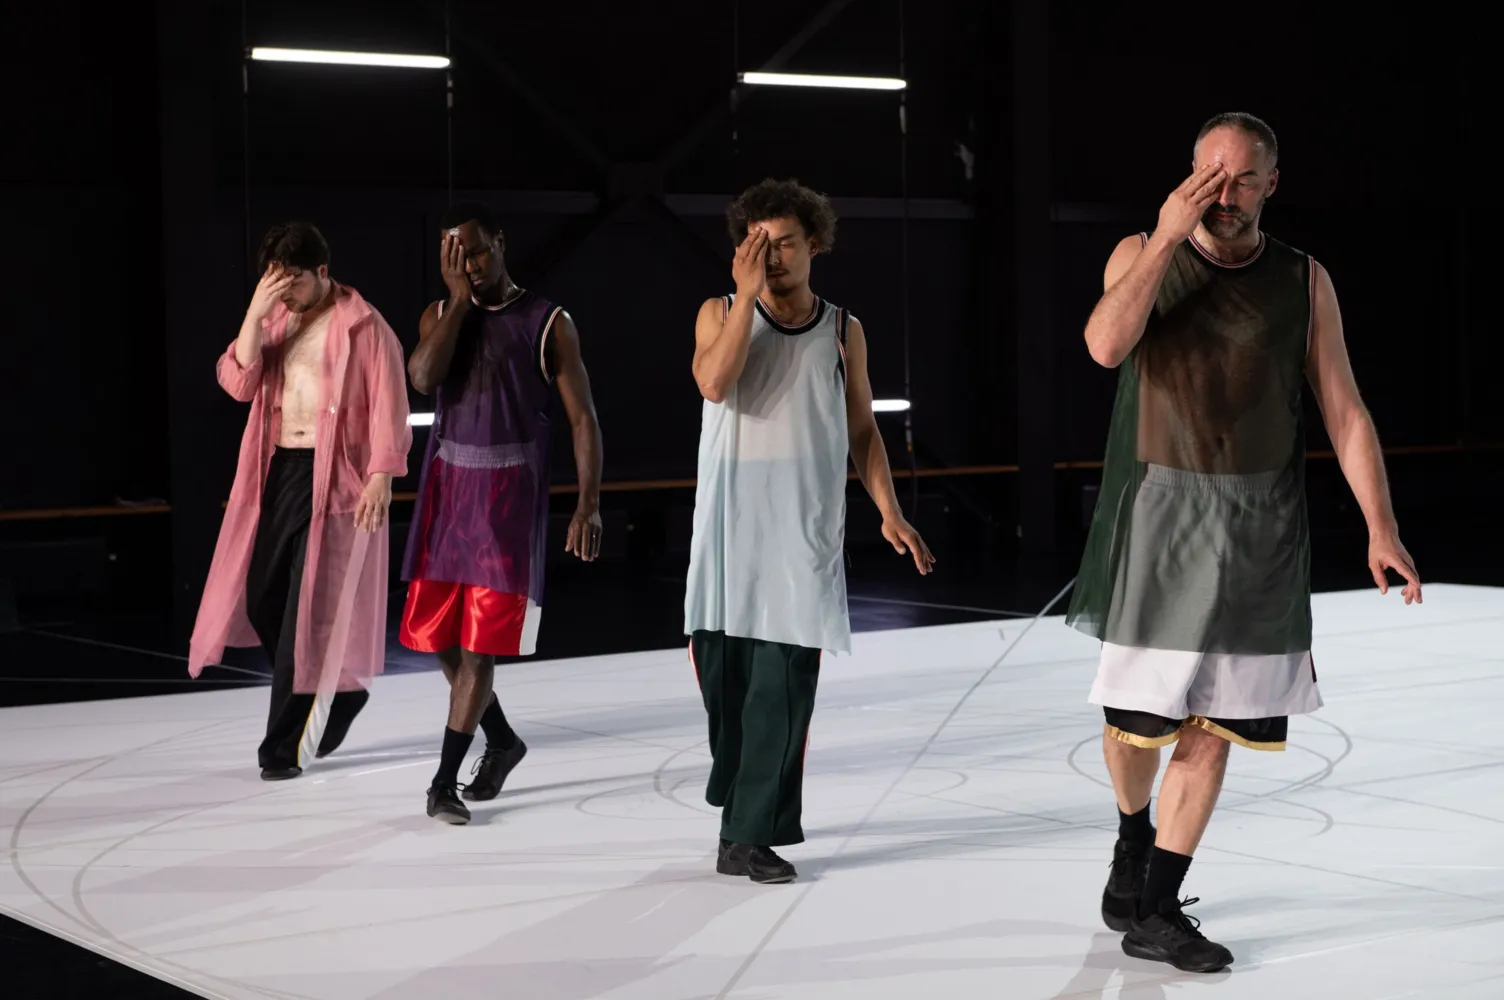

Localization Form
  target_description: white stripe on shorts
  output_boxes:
[1088,642,1323,720]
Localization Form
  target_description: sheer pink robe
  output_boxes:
[189,284,412,702]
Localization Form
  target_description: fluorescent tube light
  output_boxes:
[738,71,906,91]
[250,47,450,70]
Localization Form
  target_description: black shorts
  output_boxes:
[1104,708,1288,752]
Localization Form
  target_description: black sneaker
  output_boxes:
[463,740,528,801]
[715,838,736,872]
[426,782,472,825]
[717,842,796,884]
[1122,896,1233,973]
[1102,837,1151,931]
[260,765,302,781]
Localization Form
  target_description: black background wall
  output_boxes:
[0,1,1494,623]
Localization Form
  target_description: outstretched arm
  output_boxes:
[845,317,934,575]
[548,310,604,561]
[1306,261,1421,604]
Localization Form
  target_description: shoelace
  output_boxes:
[1163,896,1206,939]
[469,748,507,775]
[1107,844,1149,885]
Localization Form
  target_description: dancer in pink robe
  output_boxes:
[189,222,412,780]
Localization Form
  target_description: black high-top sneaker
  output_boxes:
[426,782,472,825]
[1102,838,1152,931]
[1122,896,1233,973]
[463,740,528,801]
[717,843,796,884]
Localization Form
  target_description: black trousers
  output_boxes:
[244,447,368,769]
[692,630,821,847]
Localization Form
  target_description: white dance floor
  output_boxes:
[3,585,1502,999]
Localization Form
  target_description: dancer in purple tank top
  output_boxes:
[403,202,604,824]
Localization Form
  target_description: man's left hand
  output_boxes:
[882,516,935,575]
[566,507,603,562]
[355,473,392,533]
[1369,531,1421,604]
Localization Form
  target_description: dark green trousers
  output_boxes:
[691,630,821,847]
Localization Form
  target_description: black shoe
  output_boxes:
[463,740,527,801]
[314,690,369,759]
[1122,896,1233,973]
[717,842,797,884]
[1102,837,1152,931]
[260,765,303,781]
[426,782,472,825]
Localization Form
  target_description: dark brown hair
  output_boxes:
[726,178,837,250]
[257,221,330,274]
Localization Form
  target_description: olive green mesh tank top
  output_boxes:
[1066,232,1317,654]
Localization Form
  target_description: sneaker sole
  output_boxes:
[1121,935,1230,973]
[714,860,795,884]
[1102,908,1134,933]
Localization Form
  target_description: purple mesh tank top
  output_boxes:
[402,290,562,605]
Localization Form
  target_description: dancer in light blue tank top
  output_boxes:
[686,179,935,884]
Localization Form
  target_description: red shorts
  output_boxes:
[399,579,540,656]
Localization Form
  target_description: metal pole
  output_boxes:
[240,0,252,292]
[899,0,918,517]
[444,0,454,201]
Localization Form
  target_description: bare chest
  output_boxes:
[277,313,333,445]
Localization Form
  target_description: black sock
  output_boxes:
[1139,846,1193,918]
[1118,802,1155,846]
[479,697,518,750]
[433,727,474,788]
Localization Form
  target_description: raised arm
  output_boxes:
[844,316,934,575]
[692,230,767,402]
[1084,162,1227,368]
[546,310,605,561]
[408,232,473,394]
[219,264,295,401]
[1305,261,1420,603]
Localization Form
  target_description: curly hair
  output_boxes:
[1195,112,1278,167]
[725,178,837,250]
[257,221,330,275]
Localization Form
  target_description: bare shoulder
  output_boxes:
[1103,234,1146,290]
[695,296,728,343]
[697,296,727,322]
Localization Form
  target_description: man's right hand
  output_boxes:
[248,264,294,322]
[1154,163,1227,245]
[440,232,471,302]
[731,228,769,298]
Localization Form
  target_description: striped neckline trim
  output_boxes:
[1190,231,1266,269]
[755,297,826,334]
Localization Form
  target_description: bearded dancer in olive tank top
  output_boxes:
[1068,115,1421,973]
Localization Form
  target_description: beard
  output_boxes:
[1201,195,1266,240]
